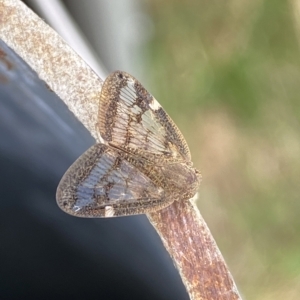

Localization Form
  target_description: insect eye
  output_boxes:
[117,73,123,79]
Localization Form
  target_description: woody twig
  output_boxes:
[0,1,242,299]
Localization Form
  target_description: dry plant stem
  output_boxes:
[148,199,241,300]
[0,1,242,299]
[0,0,103,141]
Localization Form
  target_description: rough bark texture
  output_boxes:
[0,0,103,141]
[0,1,242,299]
[148,199,241,300]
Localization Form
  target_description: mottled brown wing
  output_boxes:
[97,71,191,162]
[56,144,172,217]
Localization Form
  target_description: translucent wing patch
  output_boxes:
[56,144,172,217]
[56,71,201,218]
[97,71,191,162]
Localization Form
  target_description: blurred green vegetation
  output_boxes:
[146,0,300,299]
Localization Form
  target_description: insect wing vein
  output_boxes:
[56,144,170,217]
[98,71,191,162]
